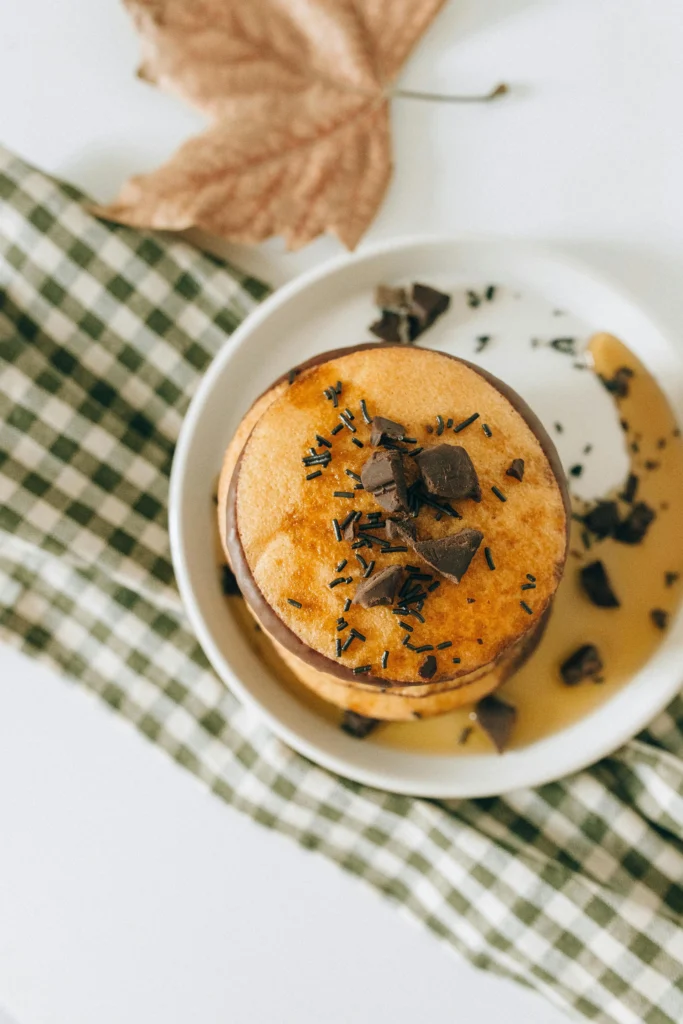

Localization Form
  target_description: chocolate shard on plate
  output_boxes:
[353,564,403,608]
[410,283,451,326]
[600,365,634,399]
[369,310,420,344]
[385,518,416,544]
[418,654,437,680]
[506,458,525,481]
[583,500,620,539]
[414,528,483,583]
[650,608,669,631]
[620,473,639,504]
[614,501,655,545]
[415,444,481,501]
[560,644,603,686]
[341,710,379,739]
[475,695,517,753]
[370,415,406,446]
[361,450,409,513]
[375,284,409,311]
[580,560,620,608]
[221,564,241,596]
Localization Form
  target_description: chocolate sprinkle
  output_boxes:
[360,450,409,513]
[520,601,533,614]
[569,464,583,478]
[484,547,495,571]
[221,564,241,596]
[341,711,378,738]
[452,657,461,664]
[560,644,603,686]
[335,639,342,657]
[580,560,620,608]
[453,412,480,433]
[316,434,331,448]
[418,654,437,679]
[287,598,302,608]
[334,491,355,498]
[343,598,352,612]
[485,285,496,301]
[482,423,492,437]
[506,458,525,482]
[550,337,577,355]
[475,335,490,353]
[665,572,680,587]
[381,650,389,669]
[332,518,342,542]
[491,486,507,502]
[458,726,472,745]
[360,399,371,424]
[331,423,343,435]
[466,290,481,308]
[352,664,372,674]
[339,412,356,433]
[614,502,656,545]
[416,444,481,502]
[414,528,483,584]
[475,695,517,753]
[651,608,669,631]
[521,582,536,590]
[526,574,536,582]
[336,559,348,572]
[351,438,364,448]
[436,415,444,436]
[398,621,413,632]
[353,564,403,608]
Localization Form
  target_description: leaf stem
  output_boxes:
[392,83,509,104]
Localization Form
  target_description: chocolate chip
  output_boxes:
[475,695,517,753]
[600,366,634,398]
[418,654,437,680]
[580,561,620,608]
[651,608,669,631]
[385,518,416,544]
[614,501,655,545]
[221,565,241,596]
[360,450,409,513]
[341,711,379,739]
[583,500,620,539]
[375,284,409,311]
[414,528,483,583]
[560,644,603,686]
[506,458,525,482]
[370,416,406,446]
[665,571,680,587]
[415,444,481,502]
[620,473,639,503]
[353,564,403,608]
[411,283,451,326]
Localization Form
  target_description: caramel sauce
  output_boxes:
[222,334,683,755]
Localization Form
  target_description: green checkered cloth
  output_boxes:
[3,146,683,1024]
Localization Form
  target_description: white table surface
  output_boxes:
[2,1,683,1022]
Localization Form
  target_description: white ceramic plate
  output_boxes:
[169,237,683,797]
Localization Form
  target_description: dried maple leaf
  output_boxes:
[95,0,446,250]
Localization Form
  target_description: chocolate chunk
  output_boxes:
[506,458,525,481]
[375,284,409,311]
[353,564,403,608]
[475,695,517,753]
[614,501,655,544]
[385,518,416,544]
[583,500,620,539]
[665,571,680,587]
[361,450,409,513]
[600,366,634,399]
[651,608,669,630]
[411,283,451,326]
[370,415,406,446]
[414,528,483,583]
[418,654,437,680]
[620,473,639,504]
[415,444,481,502]
[341,711,379,739]
[580,560,620,608]
[369,310,420,344]
[221,564,241,596]
[560,644,603,686]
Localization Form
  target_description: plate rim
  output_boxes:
[169,234,683,797]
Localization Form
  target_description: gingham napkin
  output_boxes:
[3,146,683,1024]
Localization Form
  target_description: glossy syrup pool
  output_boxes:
[221,330,683,755]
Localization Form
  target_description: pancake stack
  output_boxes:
[218,344,569,722]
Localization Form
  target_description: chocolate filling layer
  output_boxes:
[225,343,570,688]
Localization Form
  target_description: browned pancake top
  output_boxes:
[233,346,567,684]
